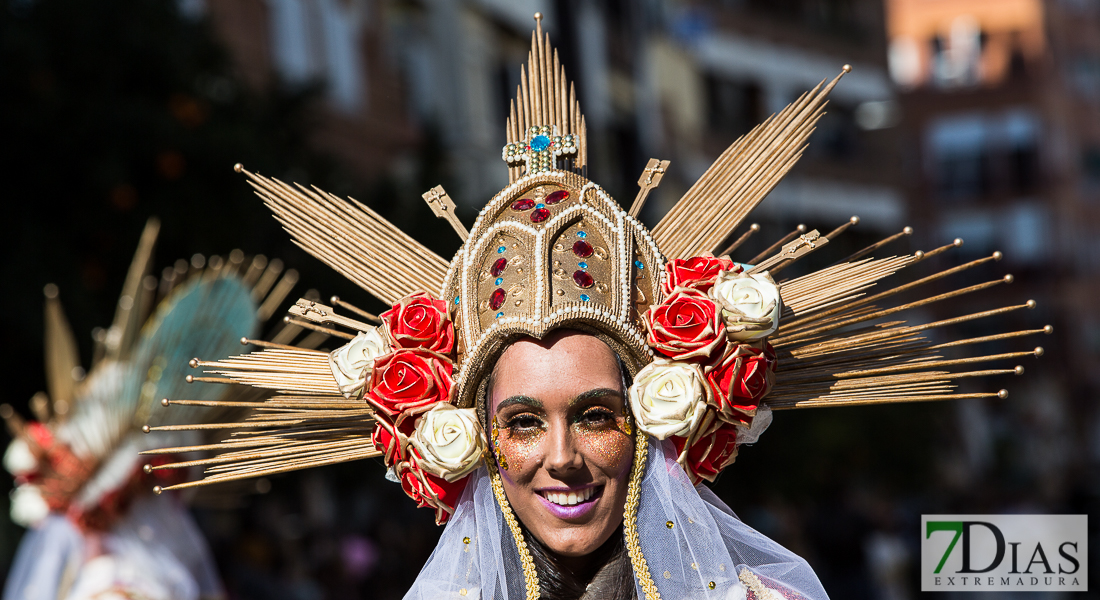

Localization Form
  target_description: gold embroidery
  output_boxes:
[624,434,660,600]
[489,468,539,599]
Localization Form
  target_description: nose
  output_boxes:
[543,422,583,476]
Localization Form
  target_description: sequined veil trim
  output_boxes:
[739,567,785,600]
[488,466,541,599]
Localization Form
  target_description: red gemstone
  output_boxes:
[490,288,506,310]
[511,198,535,211]
[491,257,508,277]
[531,208,551,223]
[572,240,593,258]
[545,190,569,204]
[572,270,594,288]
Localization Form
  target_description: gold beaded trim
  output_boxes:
[488,468,541,600]
[624,433,660,600]
[739,567,778,600]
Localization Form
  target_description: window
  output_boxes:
[268,0,365,113]
[704,75,761,138]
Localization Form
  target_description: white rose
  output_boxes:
[328,327,389,398]
[10,484,49,527]
[3,439,38,476]
[410,404,485,482]
[708,269,781,341]
[628,360,710,440]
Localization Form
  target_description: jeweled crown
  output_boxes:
[444,170,663,408]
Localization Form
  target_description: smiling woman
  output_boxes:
[488,332,636,596]
[401,323,826,600]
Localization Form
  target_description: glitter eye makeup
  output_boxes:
[497,401,547,473]
[572,405,633,474]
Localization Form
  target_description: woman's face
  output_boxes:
[489,331,635,557]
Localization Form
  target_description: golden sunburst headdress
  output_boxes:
[145,16,1047,532]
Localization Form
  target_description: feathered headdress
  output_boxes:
[3,219,299,529]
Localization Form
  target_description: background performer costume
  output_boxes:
[4,219,298,600]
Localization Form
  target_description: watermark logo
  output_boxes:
[922,515,1087,591]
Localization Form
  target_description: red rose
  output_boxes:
[395,451,469,525]
[672,420,740,484]
[365,349,454,427]
[645,288,727,361]
[704,343,776,426]
[371,417,412,465]
[663,255,740,294]
[381,292,455,354]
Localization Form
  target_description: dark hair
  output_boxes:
[524,525,637,600]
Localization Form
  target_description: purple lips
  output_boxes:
[536,486,603,520]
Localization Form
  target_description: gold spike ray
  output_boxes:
[235,165,449,305]
[504,14,587,182]
[629,159,671,218]
[108,217,160,361]
[422,185,469,241]
[653,67,852,259]
[288,299,372,333]
[42,284,80,419]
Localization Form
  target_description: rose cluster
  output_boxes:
[328,291,483,524]
[630,255,780,484]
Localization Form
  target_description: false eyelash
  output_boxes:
[574,407,616,425]
[505,414,546,430]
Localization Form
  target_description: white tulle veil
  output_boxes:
[405,436,827,600]
[3,496,222,600]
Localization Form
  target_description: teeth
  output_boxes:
[545,487,596,506]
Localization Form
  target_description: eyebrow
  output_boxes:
[494,387,623,414]
[495,395,543,413]
[570,387,623,407]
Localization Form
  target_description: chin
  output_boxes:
[542,529,610,557]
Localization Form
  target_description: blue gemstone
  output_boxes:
[635,261,644,269]
[495,277,503,285]
[577,231,587,238]
[536,203,545,209]
[529,135,551,152]
[454,296,460,304]
[497,246,506,254]
[580,294,590,302]
[579,262,588,269]
[496,312,504,318]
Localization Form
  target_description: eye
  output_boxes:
[505,413,544,432]
[576,407,615,426]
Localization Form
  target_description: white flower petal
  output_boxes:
[629,360,709,440]
[3,439,38,476]
[410,404,485,482]
[10,484,49,527]
[328,327,389,398]
[709,270,781,341]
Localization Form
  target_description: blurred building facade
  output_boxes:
[886,0,1098,508]
[191,0,905,239]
